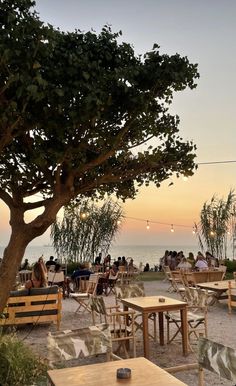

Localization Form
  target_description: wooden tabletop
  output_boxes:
[197,280,236,291]
[121,296,187,312]
[47,357,187,386]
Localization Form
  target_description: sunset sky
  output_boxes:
[1,0,236,247]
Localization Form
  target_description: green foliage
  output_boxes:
[197,190,236,259]
[224,259,236,273]
[51,199,123,262]
[0,331,47,386]
[0,0,198,207]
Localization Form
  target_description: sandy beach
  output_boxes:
[16,279,236,386]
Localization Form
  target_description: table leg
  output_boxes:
[158,312,164,345]
[142,312,149,359]
[180,307,188,356]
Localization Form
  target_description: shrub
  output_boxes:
[0,331,47,386]
[224,259,236,273]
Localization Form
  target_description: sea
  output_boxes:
[0,243,215,269]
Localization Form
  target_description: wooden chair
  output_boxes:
[18,270,32,284]
[169,270,186,299]
[47,323,120,369]
[208,270,225,282]
[228,280,236,314]
[162,265,175,292]
[115,282,157,341]
[106,271,120,295]
[48,271,66,298]
[70,274,99,313]
[119,271,136,285]
[165,335,236,385]
[90,296,136,359]
[165,287,208,351]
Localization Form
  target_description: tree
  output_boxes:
[197,190,235,259]
[51,199,123,262]
[0,0,199,312]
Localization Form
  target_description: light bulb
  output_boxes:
[183,176,188,182]
[146,220,150,230]
[171,224,174,233]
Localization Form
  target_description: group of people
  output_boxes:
[19,252,139,296]
[23,255,66,290]
[94,253,138,273]
[160,249,219,272]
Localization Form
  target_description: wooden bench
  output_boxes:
[0,285,62,330]
[184,270,224,285]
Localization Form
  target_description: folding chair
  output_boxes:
[48,271,66,298]
[228,280,236,314]
[47,323,120,370]
[70,274,99,313]
[115,282,157,341]
[165,335,236,385]
[90,296,136,359]
[165,286,208,351]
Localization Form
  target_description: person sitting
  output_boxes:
[195,252,208,271]
[95,252,102,265]
[20,258,30,271]
[103,254,111,269]
[121,256,128,270]
[143,263,150,272]
[205,251,216,268]
[71,263,92,290]
[25,259,48,289]
[97,264,118,295]
[114,256,122,269]
[46,256,57,270]
[177,257,192,271]
[48,263,69,298]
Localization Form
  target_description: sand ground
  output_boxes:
[16,279,236,386]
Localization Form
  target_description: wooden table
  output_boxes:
[47,357,188,386]
[121,296,188,359]
[197,280,236,303]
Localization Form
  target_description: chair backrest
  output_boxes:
[90,296,108,324]
[184,286,209,308]
[18,270,32,284]
[227,280,236,314]
[48,271,64,284]
[75,275,90,292]
[192,271,209,284]
[198,336,236,383]
[163,265,172,278]
[208,270,224,282]
[119,271,136,285]
[86,274,99,295]
[47,323,112,365]
[115,282,145,304]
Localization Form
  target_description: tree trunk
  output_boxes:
[0,230,29,314]
[0,197,68,313]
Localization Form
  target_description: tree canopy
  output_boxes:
[0,0,199,312]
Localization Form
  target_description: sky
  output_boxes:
[1,0,236,247]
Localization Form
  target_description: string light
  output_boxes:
[171,224,174,233]
[117,220,121,225]
[192,227,196,234]
[126,216,194,231]
[182,176,188,181]
[146,220,150,230]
